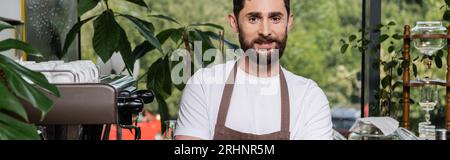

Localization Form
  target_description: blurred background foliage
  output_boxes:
[80,0,446,125]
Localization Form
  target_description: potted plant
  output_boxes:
[0,20,60,140]
[66,0,237,133]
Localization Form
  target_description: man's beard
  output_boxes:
[238,27,288,65]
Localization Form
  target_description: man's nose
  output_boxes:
[258,18,272,37]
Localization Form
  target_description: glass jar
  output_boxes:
[411,21,447,56]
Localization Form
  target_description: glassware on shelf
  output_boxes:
[419,81,438,124]
[412,21,447,80]
[411,21,447,56]
[418,122,436,140]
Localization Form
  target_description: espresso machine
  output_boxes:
[21,63,154,140]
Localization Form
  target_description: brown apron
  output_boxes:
[213,63,290,140]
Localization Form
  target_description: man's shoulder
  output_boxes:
[281,67,319,89]
[188,61,235,84]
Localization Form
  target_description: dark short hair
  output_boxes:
[233,0,290,17]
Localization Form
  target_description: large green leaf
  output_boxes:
[0,22,13,32]
[0,112,40,140]
[125,0,148,8]
[157,28,181,45]
[190,30,217,67]
[155,95,169,134]
[192,29,215,50]
[117,26,134,73]
[119,14,155,35]
[0,54,59,97]
[132,41,153,60]
[62,16,97,58]
[78,0,100,16]
[122,15,163,54]
[0,39,41,57]
[149,14,181,25]
[0,83,28,121]
[132,29,178,60]
[444,10,450,22]
[93,10,121,63]
[380,34,389,43]
[189,22,224,31]
[435,56,443,69]
[147,57,172,98]
[203,31,239,49]
[2,66,54,119]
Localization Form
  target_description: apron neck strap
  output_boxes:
[216,62,290,133]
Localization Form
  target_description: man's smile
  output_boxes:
[255,42,277,50]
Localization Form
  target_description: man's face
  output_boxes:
[229,0,293,63]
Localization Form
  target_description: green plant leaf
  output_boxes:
[444,10,450,22]
[125,0,148,8]
[392,34,403,40]
[0,83,28,121]
[149,14,181,25]
[203,31,239,49]
[190,30,217,67]
[157,28,181,45]
[0,39,41,57]
[147,57,173,98]
[387,21,396,26]
[341,44,349,54]
[381,75,391,89]
[122,15,163,54]
[132,41,154,60]
[0,54,59,97]
[117,26,134,73]
[170,28,183,43]
[412,63,418,78]
[132,28,182,60]
[388,46,395,53]
[119,14,155,35]
[62,16,97,58]
[93,10,121,63]
[383,61,398,71]
[435,56,443,68]
[1,65,54,119]
[437,50,444,58]
[78,0,100,16]
[0,112,40,140]
[380,34,389,43]
[189,22,224,30]
[349,35,357,42]
[446,0,450,6]
[192,29,215,50]
[397,66,403,76]
[155,95,169,134]
[0,22,13,32]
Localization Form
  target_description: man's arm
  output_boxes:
[295,82,333,140]
[174,70,211,140]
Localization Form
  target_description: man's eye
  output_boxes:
[249,17,259,23]
[271,17,281,23]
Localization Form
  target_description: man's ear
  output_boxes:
[228,13,239,33]
[287,13,294,32]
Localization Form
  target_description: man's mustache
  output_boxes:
[251,36,281,47]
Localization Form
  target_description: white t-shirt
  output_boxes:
[174,60,332,140]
